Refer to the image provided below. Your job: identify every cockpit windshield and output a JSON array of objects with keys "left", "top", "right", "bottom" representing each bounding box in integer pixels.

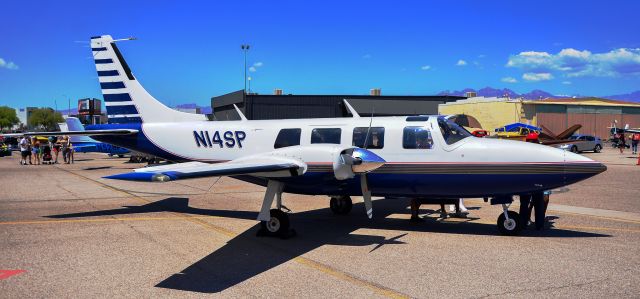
[{"left": 438, "top": 117, "right": 472, "bottom": 145}]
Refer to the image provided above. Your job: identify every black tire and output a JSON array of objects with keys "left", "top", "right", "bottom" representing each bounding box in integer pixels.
[
  {"left": 497, "top": 211, "right": 522, "bottom": 236},
  {"left": 330, "top": 196, "right": 353, "bottom": 215},
  {"left": 118, "top": 154, "right": 125, "bottom": 158},
  {"left": 260, "top": 209, "right": 290, "bottom": 235},
  {"left": 594, "top": 144, "right": 602, "bottom": 153},
  {"left": 570, "top": 145, "right": 578, "bottom": 153}
]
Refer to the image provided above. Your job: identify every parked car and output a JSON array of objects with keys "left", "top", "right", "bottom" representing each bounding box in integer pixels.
[{"left": 559, "top": 134, "right": 603, "bottom": 153}]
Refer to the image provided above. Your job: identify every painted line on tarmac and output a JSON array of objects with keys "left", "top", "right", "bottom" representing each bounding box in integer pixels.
[
  {"left": 293, "top": 256, "right": 410, "bottom": 299},
  {"left": 56, "top": 166, "right": 408, "bottom": 298}
]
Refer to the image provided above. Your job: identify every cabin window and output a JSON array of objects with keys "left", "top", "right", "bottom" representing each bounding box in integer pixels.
[
  {"left": 352, "top": 127, "right": 385, "bottom": 149},
  {"left": 403, "top": 127, "right": 433, "bottom": 149},
  {"left": 274, "top": 128, "right": 301, "bottom": 149},
  {"left": 438, "top": 117, "right": 472, "bottom": 145},
  {"left": 311, "top": 128, "right": 341, "bottom": 144}
]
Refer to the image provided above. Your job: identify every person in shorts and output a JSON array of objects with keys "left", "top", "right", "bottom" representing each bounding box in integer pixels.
[
  {"left": 32, "top": 140, "right": 41, "bottom": 165},
  {"left": 19, "top": 136, "right": 29, "bottom": 165}
]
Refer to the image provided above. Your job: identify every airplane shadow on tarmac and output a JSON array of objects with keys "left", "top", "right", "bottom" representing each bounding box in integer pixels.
[{"left": 46, "top": 197, "right": 609, "bottom": 293}]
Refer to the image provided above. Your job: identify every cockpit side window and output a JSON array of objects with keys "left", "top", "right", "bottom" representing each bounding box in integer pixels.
[
  {"left": 353, "top": 127, "right": 385, "bottom": 149},
  {"left": 274, "top": 128, "right": 301, "bottom": 149},
  {"left": 403, "top": 126, "right": 433, "bottom": 149},
  {"left": 438, "top": 117, "right": 471, "bottom": 145},
  {"left": 311, "top": 128, "right": 342, "bottom": 144}
]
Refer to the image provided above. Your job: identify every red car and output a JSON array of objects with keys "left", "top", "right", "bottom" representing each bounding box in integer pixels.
[{"left": 471, "top": 130, "right": 488, "bottom": 137}]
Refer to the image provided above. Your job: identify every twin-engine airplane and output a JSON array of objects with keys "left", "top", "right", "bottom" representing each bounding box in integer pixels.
[{"left": 11, "top": 35, "right": 607, "bottom": 236}]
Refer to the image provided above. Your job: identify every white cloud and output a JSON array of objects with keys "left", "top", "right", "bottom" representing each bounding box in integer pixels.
[
  {"left": 249, "top": 61, "right": 263, "bottom": 72},
  {"left": 0, "top": 57, "right": 19, "bottom": 70},
  {"left": 501, "top": 76, "right": 518, "bottom": 83},
  {"left": 362, "top": 54, "right": 372, "bottom": 59},
  {"left": 562, "top": 81, "right": 572, "bottom": 85},
  {"left": 420, "top": 65, "right": 431, "bottom": 71},
  {"left": 507, "top": 48, "right": 640, "bottom": 77},
  {"left": 456, "top": 59, "right": 467, "bottom": 66},
  {"left": 522, "top": 72, "right": 553, "bottom": 81}
]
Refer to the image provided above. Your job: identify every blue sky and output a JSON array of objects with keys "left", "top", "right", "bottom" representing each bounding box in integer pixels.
[{"left": 1, "top": 0, "right": 639, "bottom": 109}]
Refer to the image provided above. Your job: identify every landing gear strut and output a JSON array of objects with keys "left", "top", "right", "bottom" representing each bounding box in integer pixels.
[
  {"left": 256, "top": 180, "right": 296, "bottom": 238},
  {"left": 330, "top": 196, "right": 353, "bottom": 215}
]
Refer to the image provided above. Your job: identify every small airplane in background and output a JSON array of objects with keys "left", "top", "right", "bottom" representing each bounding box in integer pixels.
[
  {"left": 59, "top": 117, "right": 130, "bottom": 157},
  {"left": 5, "top": 35, "right": 607, "bottom": 237}
]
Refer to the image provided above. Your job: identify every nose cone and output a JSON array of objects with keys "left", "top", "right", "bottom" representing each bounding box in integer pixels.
[
  {"left": 351, "top": 148, "right": 385, "bottom": 173},
  {"left": 564, "top": 150, "right": 607, "bottom": 174}
]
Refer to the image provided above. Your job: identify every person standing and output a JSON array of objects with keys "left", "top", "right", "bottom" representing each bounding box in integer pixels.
[
  {"left": 618, "top": 132, "right": 626, "bottom": 154},
  {"left": 61, "top": 135, "right": 70, "bottom": 164},
  {"left": 19, "top": 136, "right": 29, "bottom": 165},
  {"left": 32, "top": 140, "right": 41, "bottom": 165},
  {"left": 632, "top": 132, "right": 640, "bottom": 155}
]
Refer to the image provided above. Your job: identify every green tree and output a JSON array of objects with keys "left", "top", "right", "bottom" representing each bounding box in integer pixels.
[
  {"left": 28, "top": 108, "right": 64, "bottom": 131},
  {"left": 0, "top": 106, "right": 20, "bottom": 132}
]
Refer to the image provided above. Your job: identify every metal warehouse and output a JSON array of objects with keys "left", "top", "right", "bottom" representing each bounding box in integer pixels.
[
  {"left": 439, "top": 97, "right": 640, "bottom": 139},
  {"left": 211, "top": 90, "right": 464, "bottom": 120}
]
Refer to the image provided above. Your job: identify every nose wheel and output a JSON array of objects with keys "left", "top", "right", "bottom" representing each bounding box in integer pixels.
[{"left": 497, "top": 204, "right": 523, "bottom": 235}]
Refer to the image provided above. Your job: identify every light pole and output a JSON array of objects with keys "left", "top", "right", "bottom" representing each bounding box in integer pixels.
[
  {"left": 241, "top": 44, "right": 250, "bottom": 93},
  {"left": 247, "top": 76, "right": 252, "bottom": 94}
]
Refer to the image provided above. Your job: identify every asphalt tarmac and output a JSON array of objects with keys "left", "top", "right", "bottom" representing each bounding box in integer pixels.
[{"left": 1, "top": 147, "right": 639, "bottom": 298}]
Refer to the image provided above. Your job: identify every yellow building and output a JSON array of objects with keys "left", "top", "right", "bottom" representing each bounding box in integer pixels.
[{"left": 439, "top": 97, "right": 640, "bottom": 139}]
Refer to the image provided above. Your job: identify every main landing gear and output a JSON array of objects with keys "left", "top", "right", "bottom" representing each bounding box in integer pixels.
[
  {"left": 330, "top": 196, "right": 353, "bottom": 215},
  {"left": 256, "top": 180, "right": 296, "bottom": 238}
]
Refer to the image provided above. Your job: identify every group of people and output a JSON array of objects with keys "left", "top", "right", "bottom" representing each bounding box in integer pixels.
[
  {"left": 615, "top": 132, "right": 640, "bottom": 155},
  {"left": 19, "top": 135, "right": 74, "bottom": 165}
]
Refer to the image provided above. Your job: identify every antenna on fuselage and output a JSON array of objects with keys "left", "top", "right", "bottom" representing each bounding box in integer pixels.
[
  {"left": 363, "top": 106, "right": 374, "bottom": 149},
  {"left": 233, "top": 104, "right": 248, "bottom": 121},
  {"left": 343, "top": 99, "right": 360, "bottom": 118}
]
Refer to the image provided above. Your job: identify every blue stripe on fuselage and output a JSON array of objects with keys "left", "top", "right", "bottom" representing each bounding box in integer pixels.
[{"left": 268, "top": 171, "right": 600, "bottom": 198}]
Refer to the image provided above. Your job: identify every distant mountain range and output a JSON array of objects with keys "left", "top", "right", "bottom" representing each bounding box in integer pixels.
[{"left": 438, "top": 87, "right": 640, "bottom": 102}]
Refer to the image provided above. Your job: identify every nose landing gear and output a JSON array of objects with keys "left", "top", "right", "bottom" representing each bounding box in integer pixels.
[{"left": 497, "top": 204, "right": 523, "bottom": 235}]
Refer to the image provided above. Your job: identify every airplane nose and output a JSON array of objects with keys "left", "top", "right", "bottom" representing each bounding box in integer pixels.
[
  {"left": 563, "top": 150, "right": 607, "bottom": 174},
  {"left": 351, "top": 148, "right": 385, "bottom": 173}
]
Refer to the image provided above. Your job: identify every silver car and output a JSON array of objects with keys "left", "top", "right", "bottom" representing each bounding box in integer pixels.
[{"left": 559, "top": 134, "right": 603, "bottom": 153}]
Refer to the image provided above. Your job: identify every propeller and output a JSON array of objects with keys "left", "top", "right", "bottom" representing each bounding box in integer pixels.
[
  {"left": 360, "top": 174, "right": 373, "bottom": 219},
  {"left": 336, "top": 147, "right": 384, "bottom": 219}
]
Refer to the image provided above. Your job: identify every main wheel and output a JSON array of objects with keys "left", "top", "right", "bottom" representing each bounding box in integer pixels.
[
  {"left": 330, "top": 196, "right": 353, "bottom": 215},
  {"left": 570, "top": 145, "right": 578, "bottom": 153},
  {"left": 497, "top": 211, "right": 522, "bottom": 236},
  {"left": 261, "top": 209, "right": 290, "bottom": 235},
  {"left": 594, "top": 144, "right": 602, "bottom": 153}
]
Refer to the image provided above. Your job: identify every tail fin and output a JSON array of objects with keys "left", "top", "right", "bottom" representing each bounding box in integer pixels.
[
  {"left": 64, "top": 117, "right": 97, "bottom": 144},
  {"left": 90, "top": 35, "right": 207, "bottom": 124}
]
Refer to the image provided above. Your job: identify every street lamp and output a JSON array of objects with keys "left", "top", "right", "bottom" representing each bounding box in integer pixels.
[
  {"left": 247, "top": 76, "right": 252, "bottom": 94},
  {"left": 241, "top": 44, "right": 250, "bottom": 93}
]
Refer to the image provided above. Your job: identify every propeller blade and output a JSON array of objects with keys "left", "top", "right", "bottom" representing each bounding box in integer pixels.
[{"left": 360, "top": 174, "right": 373, "bottom": 219}]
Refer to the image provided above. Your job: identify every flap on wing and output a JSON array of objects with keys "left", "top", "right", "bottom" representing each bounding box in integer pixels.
[
  {"left": 3, "top": 129, "right": 138, "bottom": 138},
  {"left": 104, "top": 157, "right": 306, "bottom": 182}
]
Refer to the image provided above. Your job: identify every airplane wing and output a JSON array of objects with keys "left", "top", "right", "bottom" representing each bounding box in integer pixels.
[
  {"left": 556, "top": 124, "right": 582, "bottom": 140},
  {"left": 2, "top": 129, "right": 138, "bottom": 137},
  {"left": 104, "top": 156, "right": 306, "bottom": 182}
]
